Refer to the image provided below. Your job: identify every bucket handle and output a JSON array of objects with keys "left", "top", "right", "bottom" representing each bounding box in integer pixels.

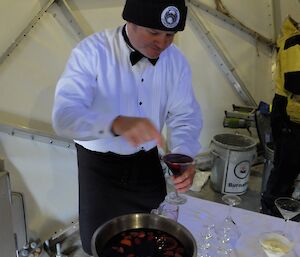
[
  {"left": 211, "top": 150, "right": 222, "bottom": 159},
  {"left": 251, "top": 152, "right": 257, "bottom": 164}
]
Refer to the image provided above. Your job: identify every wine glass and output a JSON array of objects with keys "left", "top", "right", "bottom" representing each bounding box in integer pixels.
[
  {"left": 197, "top": 221, "right": 220, "bottom": 257},
  {"left": 150, "top": 201, "right": 179, "bottom": 221},
  {"left": 215, "top": 194, "right": 241, "bottom": 255},
  {"left": 259, "top": 232, "right": 294, "bottom": 257},
  {"left": 162, "top": 153, "right": 194, "bottom": 205},
  {"left": 275, "top": 197, "right": 300, "bottom": 239}
]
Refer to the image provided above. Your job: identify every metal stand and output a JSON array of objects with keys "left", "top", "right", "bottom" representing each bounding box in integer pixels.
[{"left": 0, "top": 172, "right": 17, "bottom": 257}]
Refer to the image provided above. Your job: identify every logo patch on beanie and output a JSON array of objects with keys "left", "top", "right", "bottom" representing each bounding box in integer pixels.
[{"left": 161, "top": 6, "right": 180, "bottom": 29}]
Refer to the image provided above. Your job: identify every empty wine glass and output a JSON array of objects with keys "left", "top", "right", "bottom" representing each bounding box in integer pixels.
[
  {"left": 222, "top": 194, "right": 242, "bottom": 218},
  {"left": 275, "top": 197, "right": 300, "bottom": 239},
  {"left": 162, "top": 153, "right": 194, "bottom": 205},
  {"left": 197, "top": 222, "right": 219, "bottom": 257},
  {"left": 151, "top": 201, "right": 179, "bottom": 221},
  {"left": 215, "top": 194, "right": 241, "bottom": 255}
]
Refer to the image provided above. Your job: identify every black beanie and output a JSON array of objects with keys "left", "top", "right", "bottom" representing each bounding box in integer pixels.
[{"left": 122, "top": 0, "right": 187, "bottom": 32}]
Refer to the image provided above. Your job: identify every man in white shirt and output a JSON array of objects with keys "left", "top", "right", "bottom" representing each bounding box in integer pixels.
[{"left": 52, "top": 0, "right": 202, "bottom": 255}]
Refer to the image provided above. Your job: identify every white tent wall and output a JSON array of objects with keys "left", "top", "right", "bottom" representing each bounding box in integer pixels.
[{"left": 0, "top": 0, "right": 299, "bottom": 243}]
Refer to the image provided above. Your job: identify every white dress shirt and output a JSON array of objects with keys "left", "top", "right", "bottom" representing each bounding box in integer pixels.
[{"left": 52, "top": 25, "right": 202, "bottom": 157}]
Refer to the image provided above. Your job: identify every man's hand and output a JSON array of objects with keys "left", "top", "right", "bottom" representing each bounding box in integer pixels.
[
  {"left": 111, "top": 116, "right": 164, "bottom": 148},
  {"left": 172, "top": 164, "right": 196, "bottom": 192}
]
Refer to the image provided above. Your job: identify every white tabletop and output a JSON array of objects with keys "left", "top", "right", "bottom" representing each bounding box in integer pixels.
[{"left": 178, "top": 195, "right": 300, "bottom": 257}]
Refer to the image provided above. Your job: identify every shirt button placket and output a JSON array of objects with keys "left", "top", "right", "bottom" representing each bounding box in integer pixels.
[{"left": 138, "top": 77, "right": 144, "bottom": 106}]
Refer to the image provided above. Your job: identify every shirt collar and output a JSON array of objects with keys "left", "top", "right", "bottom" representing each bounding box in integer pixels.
[{"left": 122, "top": 25, "right": 159, "bottom": 66}]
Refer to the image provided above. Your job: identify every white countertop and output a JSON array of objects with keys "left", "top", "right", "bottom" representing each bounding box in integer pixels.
[{"left": 178, "top": 195, "right": 300, "bottom": 257}]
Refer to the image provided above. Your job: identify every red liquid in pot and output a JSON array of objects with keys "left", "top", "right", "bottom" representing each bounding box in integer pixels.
[{"left": 98, "top": 228, "right": 187, "bottom": 257}]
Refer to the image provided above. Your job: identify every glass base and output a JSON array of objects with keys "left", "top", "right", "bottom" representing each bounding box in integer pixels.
[
  {"left": 165, "top": 191, "right": 187, "bottom": 205},
  {"left": 259, "top": 231, "right": 294, "bottom": 256}
]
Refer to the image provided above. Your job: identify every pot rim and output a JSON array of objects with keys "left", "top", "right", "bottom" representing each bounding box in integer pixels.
[{"left": 91, "top": 213, "right": 197, "bottom": 257}]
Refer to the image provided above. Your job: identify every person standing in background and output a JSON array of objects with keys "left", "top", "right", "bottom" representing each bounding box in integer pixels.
[
  {"left": 52, "top": 0, "right": 202, "bottom": 255},
  {"left": 261, "top": 16, "right": 300, "bottom": 217}
]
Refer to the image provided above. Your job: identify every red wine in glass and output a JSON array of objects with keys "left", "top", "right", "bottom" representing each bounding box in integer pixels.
[
  {"left": 162, "top": 153, "right": 194, "bottom": 205},
  {"left": 163, "top": 154, "right": 194, "bottom": 176}
]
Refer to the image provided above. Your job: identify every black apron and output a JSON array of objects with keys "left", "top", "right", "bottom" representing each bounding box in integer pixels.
[{"left": 75, "top": 144, "right": 167, "bottom": 255}]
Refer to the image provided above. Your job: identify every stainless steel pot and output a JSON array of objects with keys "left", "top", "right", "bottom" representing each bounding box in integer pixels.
[{"left": 91, "top": 213, "right": 197, "bottom": 257}]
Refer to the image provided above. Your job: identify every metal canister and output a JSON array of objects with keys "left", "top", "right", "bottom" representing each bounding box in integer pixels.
[{"left": 210, "top": 133, "right": 257, "bottom": 195}]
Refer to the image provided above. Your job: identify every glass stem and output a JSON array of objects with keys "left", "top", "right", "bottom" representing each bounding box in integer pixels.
[
  {"left": 283, "top": 219, "right": 289, "bottom": 236},
  {"left": 226, "top": 205, "right": 233, "bottom": 220},
  {"left": 172, "top": 178, "right": 179, "bottom": 197}
]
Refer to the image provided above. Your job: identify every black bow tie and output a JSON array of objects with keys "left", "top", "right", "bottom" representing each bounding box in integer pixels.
[
  {"left": 130, "top": 51, "right": 159, "bottom": 66},
  {"left": 122, "top": 25, "right": 159, "bottom": 66}
]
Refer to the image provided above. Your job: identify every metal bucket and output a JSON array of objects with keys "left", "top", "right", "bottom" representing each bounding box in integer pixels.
[
  {"left": 210, "top": 133, "right": 257, "bottom": 195},
  {"left": 91, "top": 213, "right": 197, "bottom": 257}
]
